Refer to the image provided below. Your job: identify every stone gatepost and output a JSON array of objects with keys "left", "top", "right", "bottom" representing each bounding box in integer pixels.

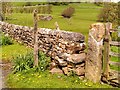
[{"left": 85, "top": 23, "right": 105, "bottom": 83}]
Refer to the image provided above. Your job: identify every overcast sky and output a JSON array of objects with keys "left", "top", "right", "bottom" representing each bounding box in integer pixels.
[{"left": 111, "top": 0, "right": 120, "bottom": 2}]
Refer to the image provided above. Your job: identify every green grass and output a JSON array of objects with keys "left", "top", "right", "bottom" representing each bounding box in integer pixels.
[
  {"left": 110, "top": 56, "right": 120, "bottom": 71},
  {"left": 111, "top": 46, "right": 119, "bottom": 53},
  {"left": 5, "top": 3, "right": 102, "bottom": 42},
  {"left": 1, "top": 42, "right": 32, "bottom": 61},
  {"left": 111, "top": 56, "right": 119, "bottom": 62},
  {"left": 110, "top": 46, "right": 119, "bottom": 63},
  {"left": 2, "top": 3, "right": 118, "bottom": 88},
  {"left": 110, "top": 65, "right": 120, "bottom": 71},
  {"left": 6, "top": 70, "right": 113, "bottom": 88},
  {"left": 11, "top": 2, "right": 27, "bottom": 6},
  {"left": 110, "top": 46, "right": 120, "bottom": 71}
]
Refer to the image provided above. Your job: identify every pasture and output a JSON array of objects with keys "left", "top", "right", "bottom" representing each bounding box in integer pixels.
[
  {"left": 5, "top": 3, "right": 102, "bottom": 40},
  {"left": 1, "top": 2, "right": 118, "bottom": 88}
]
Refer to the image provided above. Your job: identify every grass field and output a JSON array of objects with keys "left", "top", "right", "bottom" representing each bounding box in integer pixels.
[
  {"left": 6, "top": 70, "right": 113, "bottom": 88},
  {"left": 1, "top": 42, "right": 32, "bottom": 61},
  {"left": 1, "top": 3, "right": 118, "bottom": 88},
  {"left": 5, "top": 3, "right": 102, "bottom": 41}
]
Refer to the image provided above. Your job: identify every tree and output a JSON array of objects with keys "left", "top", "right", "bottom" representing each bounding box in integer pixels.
[
  {"left": 1, "top": 2, "right": 12, "bottom": 20},
  {"left": 47, "top": 4, "right": 52, "bottom": 14},
  {"left": 0, "top": 3, "right": 4, "bottom": 21},
  {"left": 94, "top": 2, "right": 103, "bottom": 6},
  {"left": 0, "top": 14, "right": 4, "bottom": 21},
  {"left": 98, "top": 2, "right": 118, "bottom": 27},
  {"left": 25, "top": 2, "right": 32, "bottom": 6},
  {"left": 61, "top": 6, "right": 75, "bottom": 24},
  {"left": 118, "top": 1, "right": 120, "bottom": 26},
  {"left": 61, "top": 6, "right": 75, "bottom": 18}
]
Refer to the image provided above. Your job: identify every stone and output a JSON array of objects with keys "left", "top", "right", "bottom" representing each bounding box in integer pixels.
[
  {"left": 49, "top": 68, "right": 63, "bottom": 74},
  {"left": 89, "top": 23, "right": 105, "bottom": 42},
  {"left": 62, "top": 67, "right": 74, "bottom": 76},
  {"left": 49, "top": 61, "right": 57, "bottom": 69},
  {"left": 56, "top": 46, "right": 63, "bottom": 51},
  {"left": 79, "top": 43, "right": 86, "bottom": 51},
  {"left": 62, "top": 67, "right": 69, "bottom": 75},
  {"left": 76, "top": 63, "right": 85, "bottom": 68},
  {"left": 1, "top": 21, "right": 86, "bottom": 77},
  {"left": 51, "top": 52, "right": 56, "bottom": 58},
  {"left": 55, "top": 56, "right": 59, "bottom": 60},
  {"left": 61, "top": 32, "right": 85, "bottom": 42},
  {"left": 61, "top": 41, "right": 68, "bottom": 45},
  {"left": 61, "top": 45, "right": 66, "bottom": 49},
  {"left": 66, "top": 53, "right": 86, "bottom": 64},
  {"left": 58, "top": 43, "right": 62, "bottom": 47},
  {"left": 79, "top": 76, "right": 85, "bottom": 80},
  {"left": 66, "top": 50, "right": 73, "bottom": 54},
  {"left": 86, "top": 23, "right": 105, "bottom": 83},
  {"left": 58, "top": 53, "right": 70, "bottom": 59},
  {"left": 66, "top": 43, "right": 86, "bottom": 54},
  {"left": 71, "top": 43, "right": 75, "bottom": 46},
  {"left": 74, "top": 67, "right": 85, "bottom": 76},
  {"left": 38, "top": 15, "right": 53, "bottom": 21},
  {"left": 47, "top": 51, "right": 52, "bottom": 56},
  {"left": 67, "top": 64, "right": 73, "bottom": 68},
  {"left": 57, "top": 59, "right": 67, "bottom": 66}
]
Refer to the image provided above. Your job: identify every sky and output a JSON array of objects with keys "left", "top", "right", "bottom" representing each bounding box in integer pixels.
[{"left": 112, "top": 0, "right": 120, "bottom": 2}]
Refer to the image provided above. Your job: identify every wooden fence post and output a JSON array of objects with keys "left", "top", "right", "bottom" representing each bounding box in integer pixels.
[
  {"left": 85, "top": 23, "right": 105, "bottom": 83},
  {"left": 103, "top": 22, "right": 112, "bottom": 80},
  {"left": 33, "top": 9, "right": 38, "bottom": 67}
]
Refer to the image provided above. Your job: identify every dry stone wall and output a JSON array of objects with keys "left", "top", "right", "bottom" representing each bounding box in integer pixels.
[{"left": 0, "top": 21, "right": 86, "bottom": 76}]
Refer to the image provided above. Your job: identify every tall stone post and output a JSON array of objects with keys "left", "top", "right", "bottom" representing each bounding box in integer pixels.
[{"left": 85, "top": 23, "right": 105, "bottom": 83}]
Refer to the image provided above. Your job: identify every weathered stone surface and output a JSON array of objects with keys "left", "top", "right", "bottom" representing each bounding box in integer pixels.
[
  {"left": 38, "top": 15, "right": 53, "bottom": 21},
  {"left": 89, "top": 23, "right": 105, "bottom": 42},
  {"left": 85, "top": 23, "right": 105, "bottom": 83},
  {"left": 79, "top": 76, "right": 84, "bottom": 80},
  {"left": 62, "top": 67, "right": 70, "bottom": 75},
  {"left": 74, "top": 67, "right": 85, "bottom": 76},
  {"left": 66, "top": 53, "right": 86, "bottom": 64},
  {"left": 49, "top": 61, "right": 57, "bottom": 69},
  {"left": 66, "top": 43, "right": 86, "bottom": 54},
  {"left": 67, "top": 64, "right": 73, "bottom": 68},
  {"left": 49, "top": 68, "right": 63, "bottom": 74},
  {"left": 58, "top": 53, "right": 70, "bottom": 59},
  {"left": 60, "top": 32, "right": 85, "bottom": 42},
  {"left": 57, "top": 59, "right": 67, "bottom": 67},
  {"left": 62, "top": 66, "right": 85, "bottom": 76}
]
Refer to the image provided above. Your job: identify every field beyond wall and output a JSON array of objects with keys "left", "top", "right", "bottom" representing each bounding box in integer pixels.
[{"left": 1, "top": 2, "right": 119, "bottom": 88}]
